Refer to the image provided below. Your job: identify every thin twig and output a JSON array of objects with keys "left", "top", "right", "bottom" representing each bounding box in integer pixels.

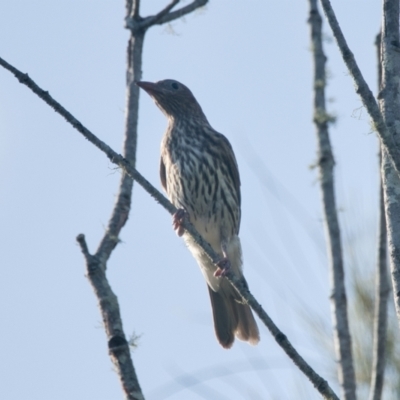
[
  {"left": 318, "top": 0, "right": 400, "bottom": 178},
  {"left": 369, "top": 32, "right": 389, "bottom": 400},
  {"left": 308, "top": 2, "right": 356, "bottom": 399},
  {"left": 125, "top": 0, "right": 208, "bottom": 33},
  {"left": 0, "top": 56, "right": 340, "bottom": 400},
  {"left": 140, "top": 0, "right": 180, "bottom": 29},
  {"left": 155, "top": 0, "right": 207, "bottom": 25}
]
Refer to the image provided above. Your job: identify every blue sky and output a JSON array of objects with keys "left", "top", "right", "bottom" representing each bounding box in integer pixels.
[{"left": 0, "top": 1, "right": 382, "bottom": 399}]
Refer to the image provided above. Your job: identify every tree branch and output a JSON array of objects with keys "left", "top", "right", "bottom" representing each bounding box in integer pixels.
[
  {"left": 140, "top": 0, "right": 180, "bottom": 28},
  {"left": 125, "top": 0, "right": 208, "bottom": 33},
  {"left": 77, "top": 235, "right": 144, "bottom": 400},
  {"left": 379, "top": 0, "right": 400, "bottom": 332},
  {"left": 126, "top": 0, "right": 133, "bottom": 18},
  {"left": 95, "top": 33, "right": 144, "bottom": 261},
  {"left": 318, "top": 0, "right": 400, "bottom": 179},
  {"left": 370, "top": 153, "right": 390, "bottom": 400},
  {"left": 369, "top": 32, "right": 389, "bottom": 400},
  {"left": 129, "top": 0, "right": 140, "bottom": 19},
  {"left": 154, "top": 0, "right": 207, "bottom": 25},
  {"left": 0, "top": 56, "right": 340, "bottom": 400},
  {"left": 308, "top": 2, "right": 356, "bottom": 399},
  {"left": 70, "top": 4, "right": 146, "bottom": 397}
]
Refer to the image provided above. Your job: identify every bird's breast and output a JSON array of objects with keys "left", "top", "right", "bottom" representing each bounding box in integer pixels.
[{"left": 163, "top": 136, "right": 239, "bottom": 238}]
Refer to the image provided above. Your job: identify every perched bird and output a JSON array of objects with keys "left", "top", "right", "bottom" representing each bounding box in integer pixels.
[{"left": 137, "top": 79, "right": 260, "bottom": 348}]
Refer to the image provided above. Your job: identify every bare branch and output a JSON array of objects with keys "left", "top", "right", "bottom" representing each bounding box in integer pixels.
[
  {"left": 125, "top": 0, "right": 208, "bottom": 33},
  {"left": 381, "top": 0, "right": 400, "bottom": 331},
  {"left": 318, "top": 0, "right": 400, "bottom": 178},
  {"left": 155, "top": 0, "right": 207, "bottom": 25},
  {"left": 77, "top": 24, "right": 146, "bottom": 400},
  {"left": 132, "top": 0, "right": 140, "bottom": 18},
  {"left": 319, "top": 0, "right": 400, "bottom": 382},
  {"left": 0, "top": 17, "right": 145, "bottom": 400},
  {"left": 95, "top": 32, "right": 144, "bottom": 260},
  {"left": 308, "top": 2, "right": 356, "bottom": 399},
  {"left": 381, "top": 143, "right": 400, "bottom": 318},
  {"left": 76, "top": 233, "right": 91, "bottom": 260},
  {"left": 0, "top": 57, "right": 340, "bottom": 400},
  {"left": 370, "top": 154, "right": 390, "bottom": 400},
  {"left": 126, "top": 0, "right": 133, "bottom": 18},
  {"left": 77, "top": 235, "right": 144, "bottom": 400},
  {"left": 369, "top": 32, "right": 389, "bottom": 400},
  {"left": 140, "top": 0, "right": 180, "bottom": 29},
  {"left": 74, "top": 30, "right": 144, "bottom": 392},
  {"left": 380, "top": 0, "right": 400, "bottom": 339}
]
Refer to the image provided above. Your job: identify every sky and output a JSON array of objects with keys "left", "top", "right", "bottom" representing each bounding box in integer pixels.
[{"left": 0, "top": 1, "right": 383, "bottom": 399}]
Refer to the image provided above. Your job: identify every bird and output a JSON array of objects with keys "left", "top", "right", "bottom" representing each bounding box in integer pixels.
[{"left": 136, "top": 79, "right": 260, "bottom": 348}]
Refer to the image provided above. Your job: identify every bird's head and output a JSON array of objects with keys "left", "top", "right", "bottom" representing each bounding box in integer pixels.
[{"left": 136, "top": 79, "right": 207, "bottom": 122}]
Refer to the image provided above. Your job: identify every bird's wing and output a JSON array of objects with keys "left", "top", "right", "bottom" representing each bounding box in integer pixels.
[
  {"left": 217, "top": 133, "right": 241, "bottom": 207},
  {"left": 213, "top": 132, "right": 241, "bottom": 232},
  {"left": 160, "top": 156, "right": 167, "bottom": 192}
]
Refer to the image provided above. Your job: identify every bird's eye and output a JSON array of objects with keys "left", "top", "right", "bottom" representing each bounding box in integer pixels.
[{"left": 171, "top": 82, "right": 179, "bottom": 90}]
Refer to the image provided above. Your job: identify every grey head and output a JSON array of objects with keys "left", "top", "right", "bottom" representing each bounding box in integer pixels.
[{"left": 136, "top": 79, "right": 207, "bottom": 121}]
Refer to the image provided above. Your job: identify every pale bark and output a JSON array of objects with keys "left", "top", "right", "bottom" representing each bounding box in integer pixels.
[
  {"left": 369, "top": 153, "right": 390, "bottom": 400},
  {"left": 308, "top": 2, "right": 356, "bottom": 399},
  {"left": 379, "top": 0, "right": 400, "bottom": 330},
  {"left": 369, "top": 33, "right": 390, "bottom": 400},
  {"left": 319, "top": 0, "right": 400, "bottom": 180},
  {"left": 319, "top": 0, "right": 400, "bottom": 346}
]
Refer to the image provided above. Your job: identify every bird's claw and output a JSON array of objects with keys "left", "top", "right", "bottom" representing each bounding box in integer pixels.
[
  {"left": 172, "top": 209, "right": 188, "bottom": 237},
  {"left": 214, "top": 257, "right": 231, "bottom": 277}
]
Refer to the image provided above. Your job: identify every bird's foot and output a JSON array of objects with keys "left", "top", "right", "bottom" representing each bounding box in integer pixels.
[
  {"left": 214, "top": 257, "right": 231, "bottom": 277},
  {"left": 172, "top": 208, "right": 188, "bottom": 237}
]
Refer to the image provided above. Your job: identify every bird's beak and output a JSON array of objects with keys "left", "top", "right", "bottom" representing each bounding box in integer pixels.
[{"left": 136, "top": 81, "right": 160, "bottom": 95}]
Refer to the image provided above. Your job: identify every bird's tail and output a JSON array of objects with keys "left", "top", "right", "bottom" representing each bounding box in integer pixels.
[{"left": 208, "top": 283, "right": 260, "bottom": 349}]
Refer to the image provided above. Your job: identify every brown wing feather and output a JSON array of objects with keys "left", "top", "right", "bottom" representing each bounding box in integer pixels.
[
  {"left": 221, "top": 135, "right": 240, "bottom": 202},
  {"left": 160, "top": 156, "right": 167, "bottom": 192},
  {"left": 216, "top": 133, "right": 241, "bottom": 228}
]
